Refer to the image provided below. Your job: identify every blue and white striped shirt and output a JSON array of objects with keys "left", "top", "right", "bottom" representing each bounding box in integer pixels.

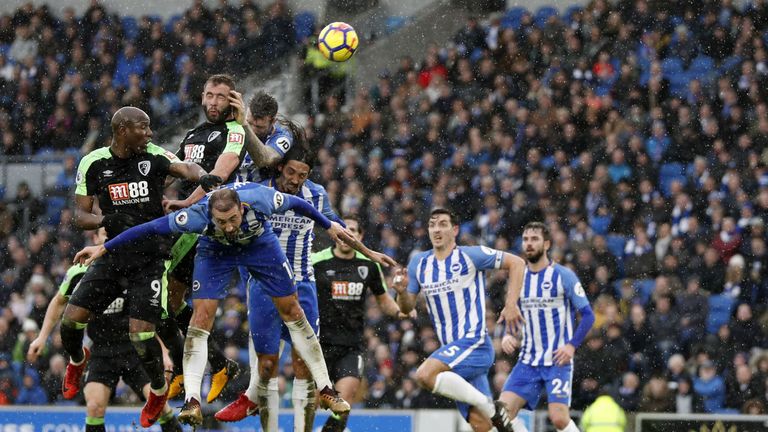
[
  {"left": 237, "top": 123, "right": 294, "bottom": 183},
  {"left": 518, "top": 263, "right": 590, "bottom": 367},
  {"left": 407, "top": 246, "right": 503, "bottom": 346},
  {"left": 259, "top": 178, "right": 337, "bottom": 282}
]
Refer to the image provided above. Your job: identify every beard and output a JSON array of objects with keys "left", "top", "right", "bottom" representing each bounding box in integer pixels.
[{"left": 525, "top": 248, "right": 545, "bottom": 264}]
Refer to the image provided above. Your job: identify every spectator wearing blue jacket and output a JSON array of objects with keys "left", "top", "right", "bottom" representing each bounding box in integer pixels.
[
  {"left": 112, "top": 42, "right": 145, "bottom": 89},
  {"left": 16, "top": 367, "right": 47, "bottom": 405},
  {"left": 693, "top": 361, "right": 726, "bottom": 413}
]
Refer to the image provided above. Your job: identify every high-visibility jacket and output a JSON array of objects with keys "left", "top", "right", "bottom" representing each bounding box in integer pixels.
[{"left": 580, "top": 395, "right": 627, "bottom": 432}]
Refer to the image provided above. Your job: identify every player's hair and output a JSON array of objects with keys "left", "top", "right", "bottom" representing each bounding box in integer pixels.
[
  {"left": 249, "top": 91, "right": 278, "bottom": 119},
  {"left": 429, "top": 208, "right": 459, "bottom": 226},
  {"left": 209, "top": 188, "right": 241, "bottom": 212},
  {"left": 205, "top": 74, "right": 236, "bottom": 91},
  {"left": 523, "top": 221, "right": 551, "bottom": 241},
  {"left": 282, "top": 121, "right": 314, "bottom": 169},
  {"left": 342, "top": 214, "right": 362, "bottom": 231}
]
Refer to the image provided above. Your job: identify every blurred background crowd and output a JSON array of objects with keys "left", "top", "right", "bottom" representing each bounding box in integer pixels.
[{"left": 1, "top": 0, "right": 768, "bottom": 417}]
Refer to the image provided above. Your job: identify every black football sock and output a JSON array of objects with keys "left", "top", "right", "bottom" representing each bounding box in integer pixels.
[
  {"left": 157, "top": 318, "right": 185, "bottom": 375},
  {"left": 61, "top": 318, "right": 87, "bottom": 363},
  {"left": 174, "top": 304, "right": 194, "bottom": 336},
  {"left": 130, "top": 332, "right": 167, "bottom": 390},
  {"left": 322, "top": 412, "right": 349, "bottom": 432},
  {"left": 208, "top": 337, "right": 228, "bottom": 372}
]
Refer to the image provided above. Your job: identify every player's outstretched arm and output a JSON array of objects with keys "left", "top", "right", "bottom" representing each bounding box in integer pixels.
[
  {"left": 229, "top": 90, "right": 281, "bottom": 168},
  {"left": 497, "top": 252, "right": 526, "bottom": 336},
  {"left": 27, "top": 292, "right": 68, "bottom": 362}
]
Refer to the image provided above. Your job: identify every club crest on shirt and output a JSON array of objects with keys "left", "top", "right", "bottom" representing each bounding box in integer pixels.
[
  {"left": 357, "top": 266, "right": 368, "bottom": 279},
  {"left": 208, "top": 131, "right": 221, "bottom": 142},
  {"left": 450, "top": 262, "right": 462, "bottom": 273},
  {"left": 138, "top": 161, "right": 151, "bottom": 176},
  {"left": 542, "top": 281, "right": 553, "bottom": 290}
]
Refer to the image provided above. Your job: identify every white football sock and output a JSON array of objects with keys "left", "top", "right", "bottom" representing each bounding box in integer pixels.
[
  {"left": 512, "top": 416, "right": 530, "bottom": 432},
  {"left": 245, "top": 337, "right": 259, "bottom": 402},
  {"left": 292, "top": 378, "right": 317, "bottom": 432},
  {"left": 284, "top": 317, "right": 332, "bottom": 389},
  {"left": 557, "top": 420, "right": 579, "bottom": 432},
  {"left": 257, "top": 377, "right": 279, "bottom": 432},
  {"left": 183, "top": 327, "right": 209, "bottom": 403},
  {"left": 433, "top": 371, "right": 495, "bottom": 418}
]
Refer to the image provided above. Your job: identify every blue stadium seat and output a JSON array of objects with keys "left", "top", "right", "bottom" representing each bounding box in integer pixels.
[
  {"left": 294, "top": 11, "right": 315, "bottom": 43},
  {"left": 719, "top": 55, "right": 743, "bottom": 74},
  {"left": 659, "top": 162, "right": 686, "bottom": 196},
  {"left": 385, "top": 16, "right": 412, "bottom": 35},
  {"left": 606, "top": 235, "right": 627, "bottom": 258},
  {"left": 589, "top": 215, "right": 611, "bottom": 235},
  {"left": 707, "top": 295, "right": 736, "bottom": 334},
  {"left": 45, "top": 196, "right": 67, "bottom": 225}
]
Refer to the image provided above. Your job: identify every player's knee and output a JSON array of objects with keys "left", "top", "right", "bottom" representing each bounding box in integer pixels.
[
  {"left": 190, "top": 301, "right": 216, "bottom": 328},
  {"left": 258, "top": 356, "right": 277, "bottom": 378},
  {"left": 86, "top": 400, "right": 106, "bottom": 418},
  {"left": 275, "top": 299, "right": 303, "bottom": 322},
  {"left": 414, "top": 365, "right": 435, "bottom": 390},
  {"left": 550, "top": 412, "right": 570, "bottom": 429}
]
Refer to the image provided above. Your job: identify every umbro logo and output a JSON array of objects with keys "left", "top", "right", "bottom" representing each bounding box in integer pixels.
[
  {"left": 326, "top": 270, "right": 336, "bottom": 276},
  {"left": 103, "top": 170, "right": 113, "bottom": 177}
]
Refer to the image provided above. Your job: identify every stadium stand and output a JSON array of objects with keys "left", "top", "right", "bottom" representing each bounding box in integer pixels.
[{"left": 0, "top": 0, "right": 767, "bottom": 422}]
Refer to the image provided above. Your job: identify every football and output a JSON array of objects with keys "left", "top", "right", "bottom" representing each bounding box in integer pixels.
[{"left": 318, "top": 22, "right": 358, "bottom": 62}]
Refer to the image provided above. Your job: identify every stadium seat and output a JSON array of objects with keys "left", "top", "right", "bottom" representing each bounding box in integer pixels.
[
  {"left": 659, "top": 162, "right": 686, "bottom": 196},
  {"left": 707, "top": 295, "right": 736, "bottom": 334},
  {"left": 294, "top": 11, "right": 316, "bottom": 43},
  {"left": 165, "top": 13, "right": 183, "bottom": 33},
  {"left": 589, "top": 215, "right": 611, "bottom": 235},
  {"left": 385, "top": 16, "right": 413, "bottom": 35},
  {"left": 564, "top": 5, "right": 583, "bottom": 24},
  {"left": 45, "top": 196, "right": 67, "bottom": 226},
  {"left": 719, "top": 55, "right": 743, "bottom": 74}
]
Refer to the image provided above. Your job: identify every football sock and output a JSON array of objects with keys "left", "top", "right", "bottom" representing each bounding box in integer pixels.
[
  {"left": 156, "top": 318, "right": 184, "bottom": 375},
  {"left": 245, "top": 337, "right": 259, "bottom": 402},
  {"left": 174, "top": 305, "right": 193, "bottom": 335},
  {"left": 258, "top": 377, "right": 279, "bottom": 432},
  {"left": 130, "top": 331, "right": 167, "bottom": 390},
  {"left": 207, "top": 337, "right": 227, "bottom": 372},
  {"left": 85, "top": 416, "right": 105, "bottom": 432},
  {"left": 292, "top": 378, "right": 317, "bottom": 432},
  {"left": 512, "top": 417, "right": 530, "bottom": 432},
  {"left": 557, "top": 420, "right": 580, "bottom": 432},
  {"left": 182, "top": 326, "right": 209, "bottom": 403},
  {"left": 322, "top": 412, "right": 350, "bottom": 432},
  {"left": 433, "top": 371, "right": 495, "bottom": 418},
  {"left": 284, "top": 317, "right": 332, "bottom": 389},
  {"left": 61, "top": 319, "right": 86, "bottom": 364}
]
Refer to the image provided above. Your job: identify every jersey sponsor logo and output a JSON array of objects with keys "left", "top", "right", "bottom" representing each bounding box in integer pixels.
[
  {"left": 192, "top": 280, "right": 201, "bottom": 291},
  {"left": 331, "top": 281, "right": 364, "bottom": 300},
  {"left": 228, "top": 132, "right": 244, "bottom": 143},
  {"left": 103, "top": 297, "right": 125, "bottom": 314},
  {"left": 357, "top": 266, "right": 369, "bottom": 279},
  {"left": 175, "top": 211, "right": 189, "bottom": 226},
  {"left": 184, "top": 144, "right": 205, "bottom": 162},
  {"left": 450, "top": 262, "right": 462, "bottom": 273},
  {"left": 138, "top": 161, "right": 151, "bottom": 176},
  {"left": 520, "top": 297, "right": 565, "bottom": 309},
  {"left": 208, "top": 131, "right": 221, "bottom": 142},
  {"left": 273, "top": 191, "right": 285, "bottom": 209},
  {"left": 574, "top": 282, "right": 586, "bottom": 297},
  {"left": 108, "top": 181, "right": 150, "bottom": 204},
  {"left": 276, "top": 136, "right": 291, "bottom": 152},
  {"left": 103, "top": 170, "right": 113, "bottom": 177}
]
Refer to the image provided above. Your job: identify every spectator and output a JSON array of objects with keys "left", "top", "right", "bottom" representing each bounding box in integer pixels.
[
  {"left": 639, "top": 375, "right": 675, "bottom": 412},
  {"left": 675, "top": 375, "right": 704, "bottom": 414},
  {"left": 726, "top": 364, "right": 764, "bottom": 411},
  {"left": 693, "top": 361, "right": 726, "bottom": 413},
  {"left": 613, "top": 372, "right": 641, "bottom": 412},
  {"left": 15, "top": 368, "right": 47, "bottom": 405}
]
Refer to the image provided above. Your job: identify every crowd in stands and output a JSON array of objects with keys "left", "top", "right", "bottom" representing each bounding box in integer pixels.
[
  {"left": 2, "top": 0, "right": 768, "bottom": 419},
  {"left": 0, "top": 0, "right": 298, "bottom": 156}
]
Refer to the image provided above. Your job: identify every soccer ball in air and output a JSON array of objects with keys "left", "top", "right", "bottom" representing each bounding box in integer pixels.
[{"left": 318, "top": 22, "right": 358, "bottom": 62}]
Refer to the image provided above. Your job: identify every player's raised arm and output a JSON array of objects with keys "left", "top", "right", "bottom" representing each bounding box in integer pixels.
[{"left": 232, "top": 92, "right": 282, "bottom": 168}]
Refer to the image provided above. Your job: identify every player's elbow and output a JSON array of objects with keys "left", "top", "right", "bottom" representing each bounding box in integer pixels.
[{"left": 505, "top": 254, "right": 526, "bottom": 271}]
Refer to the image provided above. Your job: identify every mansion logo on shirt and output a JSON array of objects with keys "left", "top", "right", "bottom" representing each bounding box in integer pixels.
[{"left": 108, "top": 181, "right": 150, "bottom": 205}]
